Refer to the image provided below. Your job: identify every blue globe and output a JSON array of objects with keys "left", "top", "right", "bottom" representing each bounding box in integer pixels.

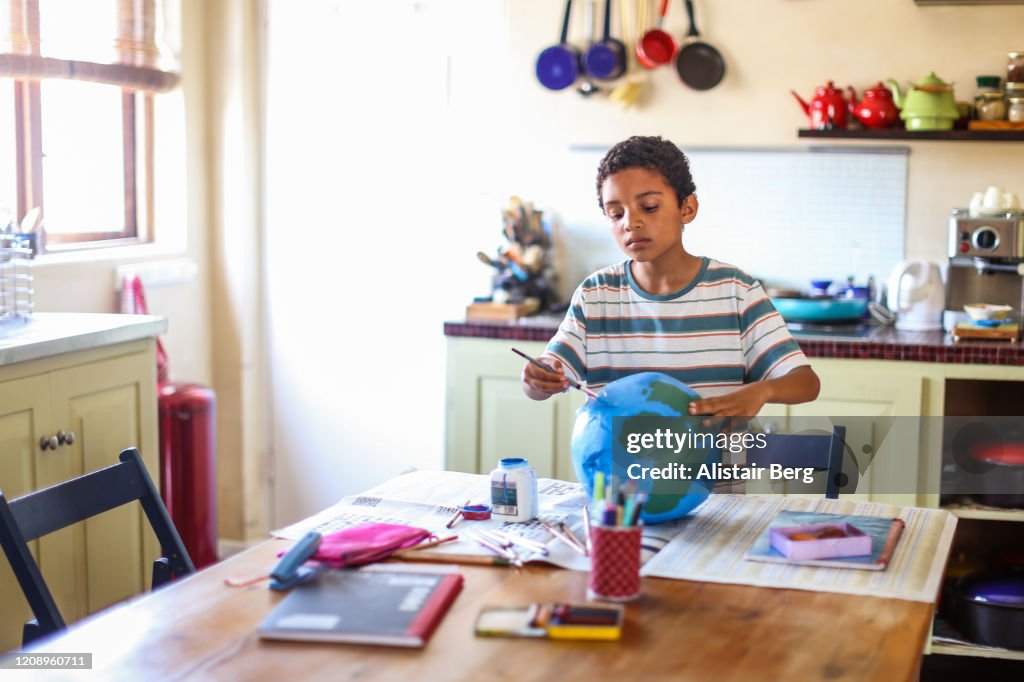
[{"left": 571, "top": 372, "right": 721, "bottom": 524}]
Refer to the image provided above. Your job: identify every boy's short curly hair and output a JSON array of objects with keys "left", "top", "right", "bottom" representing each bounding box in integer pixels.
[{"left": 595, "top": 136, "right": 696, "bottom": 211}]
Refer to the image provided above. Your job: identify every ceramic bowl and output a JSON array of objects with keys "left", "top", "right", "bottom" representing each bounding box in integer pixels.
[{"left": 963, "top": 303, "right": 1013, "bottom": 321}]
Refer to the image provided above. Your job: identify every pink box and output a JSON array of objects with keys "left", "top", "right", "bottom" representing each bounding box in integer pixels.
[{"left": 769, "top": 523, "right": 871, "bottom": 561}]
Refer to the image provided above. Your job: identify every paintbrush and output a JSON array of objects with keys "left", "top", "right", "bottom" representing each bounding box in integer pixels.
[{"left": 511, "top": 348, "right": 599, "bottom": 400}]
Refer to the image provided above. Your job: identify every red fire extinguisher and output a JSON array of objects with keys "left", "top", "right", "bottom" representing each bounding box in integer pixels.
[{"left": 158, "top": 382, "right": 218, "bottom": 569}]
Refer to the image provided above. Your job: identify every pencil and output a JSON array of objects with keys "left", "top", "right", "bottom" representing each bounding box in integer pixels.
[
  {"left": 542, "top": 522, "right": 587, "bottom": 557},
  {"left": 446, "top": 499, "right": 470, "bottom": 529},
  {"left": 392, "top": 535, "right": 458, "bottom": 556},
  {"left": 393, "top": 552, "right": 510, "bottom": 567},
  {"left": 580, "top": 505, "right": 592, "bottom": 556}
]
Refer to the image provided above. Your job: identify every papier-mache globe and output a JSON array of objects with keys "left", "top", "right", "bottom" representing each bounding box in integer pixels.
[{"left": 571, "top": 372, "right": 720, "bottom": 524}]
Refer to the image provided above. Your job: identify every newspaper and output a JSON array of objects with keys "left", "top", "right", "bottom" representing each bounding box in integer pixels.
[{"left": 272, "top": 469, "right": 681, "bottom": 570}]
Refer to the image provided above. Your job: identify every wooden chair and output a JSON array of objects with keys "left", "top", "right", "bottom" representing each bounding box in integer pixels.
[
  {"left": 746, "top": 426, "right": 851, "bottom": 499},
  {"left": 0, "top": 447, "right": 195, "bottom": 646}
]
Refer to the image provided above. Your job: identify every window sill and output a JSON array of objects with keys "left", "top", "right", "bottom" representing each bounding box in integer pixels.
[{"left": 30, "top": 240, "right": 187, "bottom": 269}]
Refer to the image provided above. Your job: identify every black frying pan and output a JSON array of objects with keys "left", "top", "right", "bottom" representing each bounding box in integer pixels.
[{"left": 675, "top": 0, "right": 725, "bottom": 91}]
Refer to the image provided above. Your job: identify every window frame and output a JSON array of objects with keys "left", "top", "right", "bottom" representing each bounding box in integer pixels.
[{"left": 10, "top": 79, "right": 155, "bottom": 252}]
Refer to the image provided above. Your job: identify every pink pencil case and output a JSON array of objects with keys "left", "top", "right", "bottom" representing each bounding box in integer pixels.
[
  {"left": 311, "top": 523, "right": 433, "bottom": 568},
  {"left": 769, "top": 522, "right": 870, "bottom": 561}
]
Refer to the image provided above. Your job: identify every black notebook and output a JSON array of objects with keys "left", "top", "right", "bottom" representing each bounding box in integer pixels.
[{"left": 258, "top": 568, "right": 463, "bottom": 647}]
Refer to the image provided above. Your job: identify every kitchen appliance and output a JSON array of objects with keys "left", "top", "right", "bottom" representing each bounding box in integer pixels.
[
  {"left": 945, "top": 208, "right": 1024, "bottom": 331},
  {"left": 887, "top": 260, "right": 945, "bottom": 331}
]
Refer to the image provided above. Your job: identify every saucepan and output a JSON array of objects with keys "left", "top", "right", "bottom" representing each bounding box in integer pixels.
[
  {"left": 951, "top": 571, "right": 1024, "bottom": 650},
  {"left": 771, "top": 297, "right": 869, "bottom": 324},
  {"left": 637, "top": 0, "right": 676, "bottom": 69},
  {"left": 583, "top": 0, "right": 626, "bottom": 80},
  {"left": 536, "top": 0, "right": 582, "bottom": 91},
  {"left": 968, "top": 442, "right": 1024, "bottom": 508}
]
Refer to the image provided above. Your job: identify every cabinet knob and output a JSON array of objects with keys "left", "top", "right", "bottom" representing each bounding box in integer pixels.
[
  {"left": 57, "top": 430, "right": 76, "bottom": 446},
  {"left": 40, "top": 435, "right": 59, "bottom": 451}
]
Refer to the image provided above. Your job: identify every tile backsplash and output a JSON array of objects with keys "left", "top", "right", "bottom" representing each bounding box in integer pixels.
[{"left": 550, "top": 146, "right": 908, "bottom": 300}]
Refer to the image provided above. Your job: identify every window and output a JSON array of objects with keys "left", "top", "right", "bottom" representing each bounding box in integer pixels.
[{"left": 0, "top": 0, "right": 179, "bottom": 253}]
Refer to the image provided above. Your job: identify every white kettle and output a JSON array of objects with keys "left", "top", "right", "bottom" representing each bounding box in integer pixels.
[{"left": 887, "top": 260, "right": 945, "bottom": 331}]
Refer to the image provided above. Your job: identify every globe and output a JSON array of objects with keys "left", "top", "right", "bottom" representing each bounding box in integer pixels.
[{"left": 571, "top": 372, "right": 721, "bottom": 524}]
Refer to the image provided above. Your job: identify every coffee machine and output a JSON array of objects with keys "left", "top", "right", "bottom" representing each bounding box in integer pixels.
[{"left": 944, "top": 208, "right": 1024, "bottom": 330}]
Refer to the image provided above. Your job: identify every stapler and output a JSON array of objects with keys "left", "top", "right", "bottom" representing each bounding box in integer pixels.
[{"left": 269, "top": 531, "right": 326, "bottom": 591}]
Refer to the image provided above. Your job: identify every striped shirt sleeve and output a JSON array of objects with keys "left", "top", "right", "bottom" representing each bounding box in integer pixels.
[
  {"left": 544, "top": 285, "right": 588, "bottom": 384},
  {"left": 738, "top": 280, "right": 810, "bottom": 382}
]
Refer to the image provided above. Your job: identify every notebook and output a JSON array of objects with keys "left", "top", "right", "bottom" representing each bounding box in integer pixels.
[
  {"left": 744, "top": 510, "right": 905, "bottom": 571},
  {"left": 258, "top": 568, "right": 463, "bottom": 647}
]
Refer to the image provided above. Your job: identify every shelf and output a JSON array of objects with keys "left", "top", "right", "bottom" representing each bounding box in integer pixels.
[
  {"left": 931, "top": 640, "right": 1024, "bottom": 661},
  {"left": 797, "top": 128, "right": 1024, "bottom": 142},
  {"left": 942, "top": 502, "right": 1024, "bottom": 522}
]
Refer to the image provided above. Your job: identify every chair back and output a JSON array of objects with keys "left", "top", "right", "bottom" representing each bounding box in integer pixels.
[
  {"left": 0, "top": 447, "right": 195, "bottom": 645},
  {"left": 748, "top": 426, "right": 848, "bottom": 499}
]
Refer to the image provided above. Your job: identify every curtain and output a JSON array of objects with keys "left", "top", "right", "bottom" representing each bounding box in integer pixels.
[{"left": 0, "top": 0, "right": 180, "bottom": 92}]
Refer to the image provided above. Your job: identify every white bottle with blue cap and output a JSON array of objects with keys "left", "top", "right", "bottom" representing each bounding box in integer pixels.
[{"left": 490, "top": 458, "right": 538, "bottom": 522}]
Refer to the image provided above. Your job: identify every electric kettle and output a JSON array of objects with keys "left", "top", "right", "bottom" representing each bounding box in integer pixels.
[{"left": 887, "top": 260, "right": 945, "bottom": 331}]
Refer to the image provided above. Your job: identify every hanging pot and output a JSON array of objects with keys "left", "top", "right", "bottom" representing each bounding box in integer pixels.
[
  {"left": 637, "top": 0, "right": 676, "bottom": 69},
  {"left": 583, "top": 0, "right": 627, "bottom": 80},
  {"left": 536, "top": 0, "right": 582, "bottom": 91},
  {"left": 674, "top": 0, "right": 725, "bottom": 90}
]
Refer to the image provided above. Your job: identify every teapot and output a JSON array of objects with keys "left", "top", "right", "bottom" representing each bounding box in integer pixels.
[
  {"left": 791, "top": 81, "right": 855, "bottom": 130},
  {"left": 886, "top": 72, "right": 959, "bottom": 131},
  {"left": 849, "top": 82, "right": 900, "bottom": 129}
]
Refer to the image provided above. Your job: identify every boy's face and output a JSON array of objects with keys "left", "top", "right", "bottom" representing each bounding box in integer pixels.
[{"left": 601, "top": 167, "right": 698, "bottom": 264}]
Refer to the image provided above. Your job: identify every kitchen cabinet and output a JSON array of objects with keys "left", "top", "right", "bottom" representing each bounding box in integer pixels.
[
  {"left": 446, "top": 337, "right": 582, "bottom": 482},
  {"left": 753, "top": 359, "right": 926, "bottom": 506},
  {"left": 0, "top": 336, "right": 160, "bottom": 652}
]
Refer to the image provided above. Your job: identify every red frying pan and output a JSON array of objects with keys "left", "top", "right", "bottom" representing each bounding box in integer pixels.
[{"left": 637, "top": 0, "right": 676, "bottom": 69}]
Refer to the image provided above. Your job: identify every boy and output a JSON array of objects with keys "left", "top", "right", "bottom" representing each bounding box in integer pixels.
[{"left": 521, "top": 135, "right": 819, "bottom": 418}]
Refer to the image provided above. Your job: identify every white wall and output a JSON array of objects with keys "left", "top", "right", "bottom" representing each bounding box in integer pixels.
[{"left": 262, "top": 0, "right": 1024, "bottom": 526}]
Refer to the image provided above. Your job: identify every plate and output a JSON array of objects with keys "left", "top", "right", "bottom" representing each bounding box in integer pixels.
[{"left": 970, "top": 206, "right": 1022, "bottom": 217}]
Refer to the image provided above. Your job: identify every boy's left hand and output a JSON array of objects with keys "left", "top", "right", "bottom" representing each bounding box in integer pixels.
[{"left": 688, "top": 383, "right": 771, "bottom": 421}]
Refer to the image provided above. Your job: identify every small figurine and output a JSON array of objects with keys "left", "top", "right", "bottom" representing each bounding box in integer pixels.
[{"left": 475, "top": 197, "right": 558, "bottom": 313}]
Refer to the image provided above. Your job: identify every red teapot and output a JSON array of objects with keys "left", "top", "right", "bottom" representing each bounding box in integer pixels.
[
  {"left": 791, "top": 81, "right": 854, "bottom": 130},
  {"left": 849, "top": 82, "right": 900, "bottom": 129}
]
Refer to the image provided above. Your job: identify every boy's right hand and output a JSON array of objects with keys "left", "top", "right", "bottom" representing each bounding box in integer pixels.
[{"left": 522, "top": 356, "right": 569, "bottom": 399}]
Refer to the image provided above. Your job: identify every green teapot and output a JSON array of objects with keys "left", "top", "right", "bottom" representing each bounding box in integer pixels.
[{"left": 886, "top": 72, "right": 959, "bottom": 131}]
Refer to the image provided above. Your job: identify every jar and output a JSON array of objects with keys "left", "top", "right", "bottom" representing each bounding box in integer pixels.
[
  {"left": 975, "top": 76, "right": 1006, "bottom": 121},
  {"left": 1008, "top": 51, "right": 1024, "bottom": 84},
  {"left": 489, "top": 457, "right": 538, "bottom": 522},
  {"left": 1009, "top": 97, "right": 1024, "bottom": 123}
]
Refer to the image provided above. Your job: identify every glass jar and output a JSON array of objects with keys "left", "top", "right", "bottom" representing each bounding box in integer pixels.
[
  {"left": 1008, "top": 97, "right": 1024, "bottom": 123},
  {"left": 1009, "top": 52, "right": 1024, "bottom": 84},
  {"left": 975, "top": 75, "right": 1006, "bottom": 121}
]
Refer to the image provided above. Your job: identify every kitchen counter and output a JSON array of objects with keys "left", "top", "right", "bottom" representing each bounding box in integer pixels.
[
  {"left": 444, "top": 316, "right": 1024, "bottom": 366},
  {"left": 0, "top": 312, "right": 167, "bottom": 366}
]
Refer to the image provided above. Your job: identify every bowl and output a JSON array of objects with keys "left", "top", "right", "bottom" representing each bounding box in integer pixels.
[{"left": 963, "top": 303, "right": 1013, "bottom": 321}]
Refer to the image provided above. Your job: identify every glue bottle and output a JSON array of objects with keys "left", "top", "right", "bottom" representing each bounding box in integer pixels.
[{"left": 490, "top": 458, "right": 538, "bottom": 522}]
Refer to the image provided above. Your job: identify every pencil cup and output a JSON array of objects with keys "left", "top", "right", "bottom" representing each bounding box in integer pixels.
[{"left": 588, "top": 525, "right": 642, "bottom": 602}]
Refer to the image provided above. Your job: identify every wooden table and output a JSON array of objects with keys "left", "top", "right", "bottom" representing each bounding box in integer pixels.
[{"left": 22, "top": 537, "right": 935, "bottom": 681}]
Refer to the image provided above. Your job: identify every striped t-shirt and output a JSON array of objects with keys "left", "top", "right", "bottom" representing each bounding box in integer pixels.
[{"left": 544, "top": 257, "right": 809, "bottom": 397}]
